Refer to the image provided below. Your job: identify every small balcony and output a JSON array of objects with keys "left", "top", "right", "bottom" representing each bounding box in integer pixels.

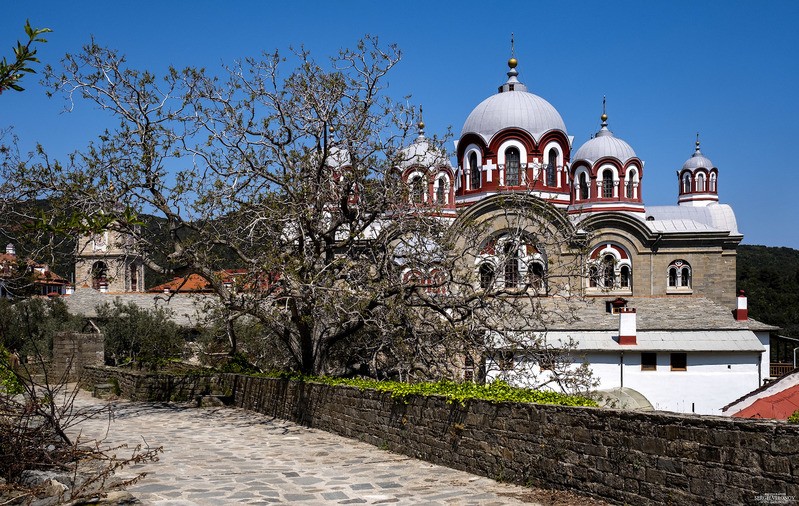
[{"left": 769, "top": 362, "right": 795, "bottom": 378}]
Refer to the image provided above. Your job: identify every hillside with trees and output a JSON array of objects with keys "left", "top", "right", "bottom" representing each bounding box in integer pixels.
[{"left": 737, "top": 244, "right": 799, "bottom": 339}]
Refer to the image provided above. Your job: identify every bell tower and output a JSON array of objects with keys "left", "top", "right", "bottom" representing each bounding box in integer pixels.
[{"left": 74, "top": 226, "right": 145, "bottom": 292}]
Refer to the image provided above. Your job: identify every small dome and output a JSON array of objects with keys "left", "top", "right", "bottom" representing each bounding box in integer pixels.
[
  {"left": 682, "top": 140, "right": 715, "bottom": 171},
  {"left": 398, "top": 135, "right": 447, "bottom": 169},
  {"left": 573, "top": 126, "right": 637, "bottom": 163},
  {"left": 326, "top": 146, "right": 351, "bottom": 168},
  {"left": 460, "top": 61, "right": 567, "bottom": 143}
]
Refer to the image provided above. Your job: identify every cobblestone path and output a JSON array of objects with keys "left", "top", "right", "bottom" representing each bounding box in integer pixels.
[{"left": 70, "top": 391, "right": 543, "bottom": 505}]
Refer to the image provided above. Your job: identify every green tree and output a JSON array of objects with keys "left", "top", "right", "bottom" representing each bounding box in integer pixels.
[
  {"left": 95, "top": 300, "right": 184, "bottom": 368},
  {"left": 0, "top": 297, "right": 80, "bottom": 359}
]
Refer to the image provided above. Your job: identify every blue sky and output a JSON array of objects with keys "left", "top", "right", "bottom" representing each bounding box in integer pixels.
[{"left": 3, "top": 0, "right": 798, "bottom": 249}]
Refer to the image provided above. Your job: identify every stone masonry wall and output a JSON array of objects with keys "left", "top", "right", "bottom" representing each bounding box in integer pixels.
[
  {"left": 223, "top": 374, "right": 799, "bottom": 505},
  {"left": 51, "top": 331, "right": 104, "bottom": 381},
  {"left": 82, "top": 365, "right": 218, "bottom": 402}
]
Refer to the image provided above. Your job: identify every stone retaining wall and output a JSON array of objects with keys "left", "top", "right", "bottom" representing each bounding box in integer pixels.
[
  {"left": 223, "top": 374, "right": 799, "bottom": 505},
  {"left": 82, "top": 365, "right": 218, "bottom": 402},
  {"left": 51, "top": 332, "right": 104, "bottom": 381}
]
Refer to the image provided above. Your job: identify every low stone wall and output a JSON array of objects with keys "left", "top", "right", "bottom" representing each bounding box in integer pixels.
[
  {"left": 51, "top": 331, "right": 104, "bottom": 381},
  {"left": 82, "top": 365, "right": 219, "bottom": 402},
  {"left": 223, "top": 374, "right": 799, "bottom": 505}
]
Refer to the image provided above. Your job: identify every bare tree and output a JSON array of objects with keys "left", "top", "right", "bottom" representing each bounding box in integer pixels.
[{"left": 2, "top": 37, "right": 593, "bottom": 392}]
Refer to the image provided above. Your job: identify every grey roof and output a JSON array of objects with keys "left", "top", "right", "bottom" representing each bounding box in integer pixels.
[
  {"left": 326, "top": 146, "right": 351, "bottom": 168},
  {"left": 596, "top": 387, "right": 654, "bottom": 411},
  {"left": 398, "top": 135, "right": 449, "bottom": 169},
  {"left": 541, "top": 330, "right": 767, "bottom": 352},
  {"left": 522, "top": 296, "right": 775, "bottom": 332},
  {"left": 572, "top": 126, "right": 637, "bottom": 164},
  {"left": 643, "top": 204, "right": 740, "bottom": 235},
  {"left": 682, "top": 145, "right": 715, "bottom": 171},
  {"left": 460, "top": 89, "right": 566, "bottom": 143}
]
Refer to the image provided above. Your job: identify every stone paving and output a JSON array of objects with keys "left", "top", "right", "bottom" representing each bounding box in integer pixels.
[{"left": 69, "top": 390, "right": 543, "bottom": 505}]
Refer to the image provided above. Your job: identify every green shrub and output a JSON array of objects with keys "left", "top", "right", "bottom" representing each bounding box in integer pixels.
[
  {"left": 788, "top": 410, "right": 799, "bottom": 424},
  {"left": 249, "top": 372, "right": 598, "bottom": 408},
  {"left": 96, "top": 300, "right": 184, "bottom": 369},
  {"left": 0, "top": 345, "right": 23, "bottom": 395}
]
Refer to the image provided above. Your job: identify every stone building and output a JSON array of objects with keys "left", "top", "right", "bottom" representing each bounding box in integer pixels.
[
  {"left": 74, "top": 228, "right": 145, "bottom": 293},
  {"left": 391, "top": 55, "right": 776, "bottom": 414},
  {"left": 65, "top": 53, "right": 777, "bottom": 415}
]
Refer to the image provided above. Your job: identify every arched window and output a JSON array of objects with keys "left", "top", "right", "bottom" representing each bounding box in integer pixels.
[
  {"left": 503, "top": 243, "right": 520, "bottom": 288},
  {"left": 435, "top": 177, "right": 447, "bottom": 204},
  {"left": 682, "top": 173, "right": 691, "bottom": 194},
  {"left": 479, "top": 263, "right": 495, "bottom": 290},
  {"left": 130, "top": 267, "right": 138, "bottom": 292},
  {"left": 601, "top": 254, "right": 615, "bottom": 288},
  {"left": 696, "top": 173, "right": 706, "bottom": 192},
  {"left": 709, "top": 173, "right": 717, "bottom": 193},
  {"left": 546, "top": 149, "right": 557, "bottom": 187},
  {"left": 667, "top": 260, "right": 691, "bottom": 289},
  {"left": 505, "top": 148, "right": 520, "bottom": 186},
  {"left": 410, "top": 175, "right": 425, "bottom": 203},
  {"left": 469, "top": 152, "right": 480, "bottom": 190},
  {"left": 602, "top": 170, "right": 614, "bottom": 199},
  {"left": 91, "top": 261, "right": 108, "bottom": 290},
  {"left": 620, "top": 265, "right": 631, "bottom": 288},
  {"left": 530, "top": 261, "right": 545, "bottom": 291},
  {"left": 626, "top": 169, "right": 636, "bottom": 199},
  {"left": 579, "top": 172, "right": 589, "bottom": 200},
  {"left": 589, "top": 265, "right": 599, "bottom": 287}
]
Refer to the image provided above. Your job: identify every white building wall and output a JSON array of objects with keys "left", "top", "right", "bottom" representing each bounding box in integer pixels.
[{"left": 586, "top": 351, "right": 764, "bottom": 415}]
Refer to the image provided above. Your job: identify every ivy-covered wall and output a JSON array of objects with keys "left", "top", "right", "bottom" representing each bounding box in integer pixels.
[{"left": 223, "top": 374, "right": 799, "bottom": 505}]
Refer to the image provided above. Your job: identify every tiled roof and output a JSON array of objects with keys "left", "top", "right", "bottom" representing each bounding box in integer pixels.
[
  {"left": 724, "top": 370, "right": 799, "bottom": 419},
  {"left": 529, "top": 296, "right": 776, "bottom": 332},
  {"left": 147, "top": 269, "right": 251, "bottom": 293},
  {"left": 148, "top": 274, "right": 214, "bottom": 293}
]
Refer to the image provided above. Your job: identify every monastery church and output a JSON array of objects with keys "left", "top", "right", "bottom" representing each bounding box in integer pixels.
[{"left": 66, "top": 54, "right": 776, "bottom": 415}]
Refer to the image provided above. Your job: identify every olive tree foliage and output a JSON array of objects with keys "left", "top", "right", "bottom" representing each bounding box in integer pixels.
[
  {"left": 2, "top": 38, "right": 594, "bottom": 392},
  {"left": 0, "top": 20, "right": 52, "bottom": 93},
  {"left": 95, "top": 300, "right": 184, "bottom": 368}
]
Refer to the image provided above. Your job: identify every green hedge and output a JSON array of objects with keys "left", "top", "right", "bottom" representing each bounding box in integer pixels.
[{"left": 253, "top": 372, "right": 598, "bottom": 408}]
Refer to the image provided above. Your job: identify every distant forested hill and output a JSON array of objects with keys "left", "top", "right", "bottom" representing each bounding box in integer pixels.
[{"left": 737, "top": 245, "right": 799, "bottom": 338}]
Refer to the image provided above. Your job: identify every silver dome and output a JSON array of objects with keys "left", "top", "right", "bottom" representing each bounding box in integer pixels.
[
  {"left": 460, "top": 63, "right": 567, "bottom": 143},
  {"left": 461, "top": 91, "right": 566, "bottom": 143},
  {"left": 682, "top": 150, "right": 715, "bottom": 171},
  {"left": 573, "top": 126, "right": 637, "bottom": 164},
  {"left": 681, "top": 137, "right": 715, "bottom": 171},
  {"left": 398, "top": 135, "right": 448, "bottom": 169}
]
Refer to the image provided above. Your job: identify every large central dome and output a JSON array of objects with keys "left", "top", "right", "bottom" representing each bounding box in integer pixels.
[{"left": 460, "top": 61, "right": 567, "bottom": 143}]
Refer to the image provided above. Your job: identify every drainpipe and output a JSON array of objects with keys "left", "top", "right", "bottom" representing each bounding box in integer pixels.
[{"left": 620, "top": 351, "right": 624, "bottom": 388}]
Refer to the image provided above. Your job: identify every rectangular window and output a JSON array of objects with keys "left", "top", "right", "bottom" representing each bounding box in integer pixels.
[
  {"left": 497, "top": 351, "right": 514, "bottom": 371},
  {"left": 670, "top": 352, "right": 687, "bottom": 371},
  {"left": 641, "top": 352, "right": 657, "bottom": 371}
]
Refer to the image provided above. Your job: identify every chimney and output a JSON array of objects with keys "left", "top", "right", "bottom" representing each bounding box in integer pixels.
[
  {"left": 734, "top": 289, "right": 748, "bottom": 321},
  {"left": 618, "top": 307, "right": 637, "bottom": 345},
  {"left": 5, "top": 243, "right": 15, "bottom": 256}
]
